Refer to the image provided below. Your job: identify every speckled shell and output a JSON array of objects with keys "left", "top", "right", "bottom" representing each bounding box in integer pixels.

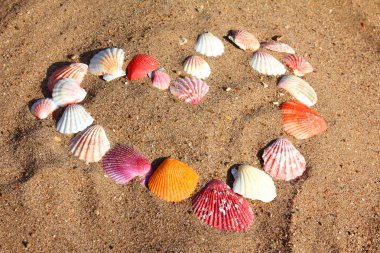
[
  {"left": 30, "top": 98, "right": 58, "bottom": 119},
  {"left": 56, "top": 104, "right": 94, "bottom": 134},
  {"left": 127, "top": 54, "right": 159, "bottom": 80},
  {"left": 169, "top": 77, "right": 209, "bottom": 105},
  {"left": 182, "top": 55, "right": 211, "bottom": 79},
  {"left": 261, "top": 42, "right": 295, "bottom": 54},
  {"left": 283, "top": 54, "right": 313, "bottom": 76},
  {"left": 47, "top": 63, "right": 88, "bottom": 91},
  {"left": 89, "top": 48, "right": 126, "bottom": 81},
  {"left": 278, "top": 75, "right": 317, "bottom": 106},
  {"left": 52, "top": 78, "right": 87, "bottom": 107},
  {"left": 195, "top": 32, "right": 224, "bottom": 57},
  {"left": 228, "top": 30, "right": 260, "bottom": 51},
  {"left": 249, "top": 50, "right": 286, "bottom": 76},
  {"left": 149, "top": 69, "right": 171, "bottom": 90}
]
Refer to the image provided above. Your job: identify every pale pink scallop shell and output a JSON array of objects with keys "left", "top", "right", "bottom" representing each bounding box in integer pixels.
[
  {"left": 47, "top": 63, "right": 88, "bottom": 92},
  {"left": 249, "top": 50, "right": 287, "bottom": 76},
  {"left": 182, "top": 55, "right": 211, "bottom": 79},
  {"left": 169, "top": 77, "right": 209, "bottom": 105},
  {"left": 278, "top": 75, "right": 317, "bottom": 106},
  {"left": 89, "top": 48, "right": 126, "bottom": 81},
  {"left": 228, "top": 30, "right": 260, "bottom": 51},
  {"left": 283, "top": 54, "right": 313, "bottom": 76},
  {"left": 261, "top": 42, "right": 295, "bottom": 54},
  {"left": 30, "top": 98, "right": 58, "bottom": 119},
  {"left": 52, "top": 78, "right": 87, "bottom": 107},
  {"left": 149, "top": 69, "right": 171, "bottom": 90}
]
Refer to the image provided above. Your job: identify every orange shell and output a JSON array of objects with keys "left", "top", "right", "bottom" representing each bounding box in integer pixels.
[{"left": 148, "top": 158, "right": 199, "bottom": 202}]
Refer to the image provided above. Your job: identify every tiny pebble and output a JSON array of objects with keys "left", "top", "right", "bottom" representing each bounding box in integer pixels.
[
  {"left": 261, "top": 82, "right": 268, "bottom": 88},
  {"left": 273, "top": 102, "right": 280, "bottom": 106},
  {"left": 279, "top": 92, "right": 285, "bottom": 96},
  {"left": 225, "top": 87, "right": 231, "bottom": 91},
  {"left": 179, "top": 36, "right": 188, "bottom": 46}
]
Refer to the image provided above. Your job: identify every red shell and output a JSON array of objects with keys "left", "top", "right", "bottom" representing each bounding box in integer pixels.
[
  {"left": 280, "top": 101, "right": 327, "bottom": 139},
  {"left": 192, "top": 179, "right": 254, "bottom": 232},
  {"left": 126, "top": 54, "right": 159, "bottom": 80}
]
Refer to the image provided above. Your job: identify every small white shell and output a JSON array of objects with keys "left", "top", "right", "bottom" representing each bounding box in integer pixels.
[
  {"left": 195, "top": 32, "right": 224, "bottom": 57},
  {"left": 89, "top": 48, "right": 126, "bottom": 81},
  {"left": 52, "top": 78, "right": 87, "bottom": 107},
  {"left": 57, "top": 104, "right": 94, "bottom": 134},
  {"left": 261, "top": 42, "right": 295, "bottom": 54},
  {"left": 278, "top": 75, "right": 317, "bottom": 106},
  {"left": 249, "top": 50, "right": 286, "bottom": 76},
  {"left": 169, "top": 77, "right": 209, "bottom": 105},
  {"left": 182, "top": 55, "right": 211, "bottom": 79}
]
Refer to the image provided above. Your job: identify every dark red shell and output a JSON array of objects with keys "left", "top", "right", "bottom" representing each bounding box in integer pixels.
[{"left": 126, "top": 54, "right": 159, "bottom": 80}]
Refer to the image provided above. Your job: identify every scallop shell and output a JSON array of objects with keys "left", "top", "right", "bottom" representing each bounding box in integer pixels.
[
  {"left": 56, "top": 104, "right": 94, "bottom": 134},
  {"left": 149, "top": 69, "right": 171, "bottom": 90},
  {"left": 261, "top": 42, "right": 295, "bottom": 54},
  {"left": 280, "top": 100, "right": 327, "bottom": 139},
  {"left": 195, "top": 32, "right": 224, "bottom": 57},
  {"left": 227, "top": 30, "right": 260, "bottom": 51},
  {"left": 262, "top": 138, "right": 306, "bottom": 181},
  {"left": 30, "top": 98, "right": 58, "bottom": 119},
  {"left": 278, "top": 75, "right": 317, "bottom": 106},
  {"left": 169, "top": 77, "right": 209, "bottom": 105},
  {"left": 89, "top": 48, "right": 126, "bottom": 81},
  {"left": 192, "top": 179, "right": 254, "bottom": 231},
  {"left": 283, "top": 54, "right": 313, "bottom": 76},
  {"left": 47, "top": 63, "right": 88, "bottom": 91},
  {"left": 249, "top": 50, "right": 286, "bottom": 76},
  {"left": 52, "top": 78, "right": 87, "bottom": 107},
  {"left": 70, "top": 125, "right": 110, "bottom": 164},
  {"left": 182, "top": 55, "right": 211, "bottom": 79},
  {"left": 231, "top": 165, "right": 277, "bottom": 203},
  {"left": 148, "top": 157, "right": 199, "bottom": 202},
  {"left": 101, "top": 144, "right": 151, "bottom": 185},
  {"left": 127, "top": 54, "right": 159, "bottom": 80}
]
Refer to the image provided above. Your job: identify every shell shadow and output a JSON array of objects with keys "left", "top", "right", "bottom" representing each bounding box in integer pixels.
[
  {"left": 141, "top": 156, "right": 169, "bottom": 186},
  {"left": 256, "top": 139, "right": 278, "bottom": 166},
  {"left": 223, "top": 34, "right": 243, "bottom": 51},
  {"left": 225, "top": 163, "right": 242, "bottom": 188},
  {"left": 40, "top": 61, "right": 71, "bottom": 97},
  {"left": 27, "top": 98, "right": 40, "bottom": 112}
]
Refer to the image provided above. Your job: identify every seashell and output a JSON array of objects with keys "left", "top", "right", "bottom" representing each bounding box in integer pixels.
[
  {"left": 231, "top": 165, "right": 276, "bottom": 203},
  {"left": 148, "top": 157, "right": 199, "bottom": 202},
  {"left": 70, "top": 125, "right": 110, "bottom": 164},
  {"left": 149, "top": 69, "right": 171, "bottom": 90},
  {"left": 262, "top": 138, "right": 306, "bottom": 181},
  {"left": 30, "top": 98, "right": 58, "bottom": 119},
  {"left": 127, "top": 54, "right": 159, "bottom": 80},
  {"left": 280, "top": 100, "right": 327, "bottom": 139},
  {"left": 89, "top": 48, "right": 126, "bottom": 81},
  {"left": 249, "top": 50, "right": 286, "bottom": 76},
  {"left": 169, "top": 77, "right": 209, "bottom": 105},
  {"left": 52, "top": 78, "right": 87, "bottom": 107},
  {"left": 56, "top": 104, "right": 94, "bottom": 134},
  {"left": 227, "top": 30, "right": 260, "bottom": 51},
  {"left": 277, "top": 75, "right": 317, "bottom": 106},
  {"left": 261, "top": 42, "right": 295, "bottom": 54},
  {"left": 283, "top": 54, "right": 313, "bottom": 76},
  {"left": 192, "top": 179, "right": 254, "bottom": 231},
  {"left": 101, "top": 144, "right": 151, "bottom": 185},
  {"left": 182, "top": 55, "right": 211, "bottom": 79},
  {"left": 47, "top": 63, "right": 88, "bottom": 91},
  {"left": 195, "top": 32, "right": 224, "bottom": 57}
]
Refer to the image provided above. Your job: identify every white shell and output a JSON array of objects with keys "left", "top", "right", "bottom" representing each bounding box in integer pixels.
[
  {"left": 278, "top": 75, "right": 317, "bottom": 106},
  {"left": 182, "top": 55, "right": 211, "bottom": 79},
  {"left": 52, "top": 78, "right": 87, "bottom": 107},
  {"left": 89, "top": 48, "right": 126, "bottom": 81},
  {"left": 249, "top": 50, "right": 286, "bottom": 76},
  {"left": 195, "top": 32, "right": 224, "bottom": 57},
  {"left": 231, "top": 164, "right": 276, "bottom": 203},
  {"left": 57, "top": 104, "right": 94, "bottom": 134},
  {"left": 261, "top": 42, "right": 295, "bottom": 54}
]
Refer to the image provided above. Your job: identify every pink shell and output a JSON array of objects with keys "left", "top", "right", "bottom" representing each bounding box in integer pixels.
[
  {"left": 192, "top": 179, "right": 254, "bottom": 231},
  {"left": 228, "top": 30, "right": 260, "bottom": 51},
  {"left": 283, "top": 54, "right": 313, "bottom": 76},
  {"left": 101, "top": 144, "right": 151, "bottom": 185},
  {"left": 150, "top": 69, "right": 171, "bottom": 90},
  {"left": 262, "top": 138, "right": 306, "bottom": 181},
  {"left": 169, "top": 77, "right": 209, "bottom": 105},
  {"left": 47, "top": 63, "right": 88, "bottom": 91},
  {"left": 261, "top": 42, "right": 295, "bottom": 54},
  {"left": 30, "top": 98, "right": 58, "bottom": 119}
]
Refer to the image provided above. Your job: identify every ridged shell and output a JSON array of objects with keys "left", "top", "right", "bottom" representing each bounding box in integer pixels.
[
  {"left": 261, "top": 42, "right": 295, "bottom": 54},
  {"left": 192, "top": 179, "right": 254, "bottom": 231},
  {"left": 283, "top": 54, "right": 313, "bottom": 76},
  {"left": 56, "top": 104, "right": 94, "bottom": 134},
  {"left": 149, "top": 69, "right": 171, "bottom": 90},
  {"left": 278, "top": 75, "right": 317, "bottom": 106},
  {"left": 249, "top": 50, "right": 286, "bottom": 76},
  {"left": 70, "top": 125, "right": 110, "bottom": 164},
  {"left": 89, "top": 48, "right": 126, "bottom": 81},
  {"left": 182, "top": 55, "right": 211, "bottom": 79},
  {"left": 47, "top": 63, "right": 88, "bottom": 91},
  {"left": 262, "top": 138, "right": 306, "bottom": 181},
  {"left": 52, "top": 78, "right": 87, "bottom": 107},
  {"left": 280, "top": 100, "right": 327, "bottom": 139},
  {"left": 101, "top": 144, "right": 151, "bottom": 185},
  {"left": 169, "top": 77, "right": 209, "bottom": 105},
  {"left": 231, "top": 165, "right": 277, "bottom": 203},
  {"left": 228, "top": 30, "right": 260, "bottom": 51},
  {"left": 195, "top": 32, "right": 224, "bottom": 57},
  {"left": 127, "top": 54, "right": 159, "bottom": 80},
  {"left": 30, "top": 98, "right": 58, "bottom": 119},
  {"left": 148, "top": 157, "right": 199, "bottom": 202}
]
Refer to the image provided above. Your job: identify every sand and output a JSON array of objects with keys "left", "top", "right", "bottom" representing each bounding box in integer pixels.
[{"left": 0, "top": 0, "right": 379, "bottom": 252}]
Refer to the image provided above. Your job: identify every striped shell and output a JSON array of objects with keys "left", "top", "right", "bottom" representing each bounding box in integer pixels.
[
  {"left": 192, "top": 179, "right": 254, "bottom": 231},
  {"left": 148, "top": 157, "right": 199, "bottom": 202},
  {"left": 228, "top": 30, "right": 260, "bottom": 51},
  {"left": 182, "top": 55, "right": 211, "bottom": 79},
  {"left": 280, "top": 100, "right": 327, "bottom": 139},
  {"left": 47, "top": 63, "right": 88, "bottom": 91},
  {"left": 127, "top": 54, "right": 159, "bottom": 80},
  {"left": 149, "top": 69, "right": 171, "bottom": 90},
  {"left": 52, "top": 78, "right": 87, "bottom": 107},
  {"left": 283, "top": 54, "right": 313, "bottom": 76},
  {"left": 30, "top": 98, "right": 58, "bottom": 119},
  {"left": 261, "top": 42, "right": 295, "bottom": 54},
  {"left": 231, "top": 165, "right": 276, "bottom": 203},
  {"left": 249, "top": 50, "right": 286, "bottom": 76},
  {"left": 169, "top": 77, "right": 209, "bottom": 105},
  {"left": 262, "top": 138, "right": 306, "bottom": 181},
  {"left": 195, "top": 32, "right": 224, "bottom": 57},
  {"left": 56, "top": 104, "right": 94, "bottom": 134},
  {"left": 70, "top": 125, "right": 110, "bottom": 164},
  {"left": 89, "top": 48, "right": 126, "bottom": 81},
  {"left": 278, "top": 75, "right": 317, "bottom": 106}
]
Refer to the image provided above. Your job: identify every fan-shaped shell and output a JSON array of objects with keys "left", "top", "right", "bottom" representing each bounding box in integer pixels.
[
  {"left": 262, "top": 138, "right": 306, "bottom": 181},
  {"left": 182, "top": 55, "right": 211, "bottom": 79},
  {"left": 101, "top": 144, "right": 151, "bottom": 185},
  {"left": 261, "top": 42, "right": 295, "bottom": 54},
  {"left": 149, "top": 69, "right": 171, "bottom": 90},
  {"left": 70, "top": 125, "right": 110, "bottom": 164},
  {"left": 52, "top": 78, "right": 87, "bottom": 107},
  {"left": 30, "top": 98, "right": 58, "bottom": 119},
  {"left": 280, "top": 100, "right": 327, "bottom": 139},
  {"left": 148, "top": 157, "right": 199, "bottom": 202},
  {"left": 47, "top": 63, "right": 88, "bottom": 91},
  {"left": 283, "top": 54, "right": 313, "bottom": 76},
  {"left": 89, "top": 48, "right": 126, "bottom": 81},
  {"left": 127, "top": 54, "right": 159, "bottom": 80},
  {"left": 56, "top": 104, "right": 94, "bottom": 134},
  {"left": 228, "top": 30, "right": 260, "bottom": 51},
  {"left": 249, "top": 50, "right": 286, "bottom": 76},
  {"left": 278, "top": 75, "right": 317, "bottom": 106},
  {"left": 195, "top": 32, "right": 224, "bottom": 57},
  {"left": 192, "top": 179, "right": 254, "bottom": 231},
  {"left": 231, "top": 165, "right": 276, "bottom": 203},
  {"left": 169, "top": 77, "right": 209, "bottom": 105}
]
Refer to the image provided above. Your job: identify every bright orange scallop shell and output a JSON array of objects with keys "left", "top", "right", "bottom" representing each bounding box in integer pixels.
[{"left": 148, "top": 157, "right": 199, "bottom": 202}]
